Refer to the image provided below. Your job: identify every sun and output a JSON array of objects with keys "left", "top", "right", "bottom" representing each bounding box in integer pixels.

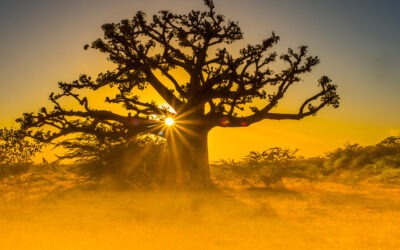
[{"left": 165, "top": 117, "right": 175, "bottom": 126}]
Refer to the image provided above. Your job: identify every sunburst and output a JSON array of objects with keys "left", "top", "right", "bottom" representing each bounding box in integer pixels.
[{"left": 165, "top": 117, "right": 175, "bottom": 126}]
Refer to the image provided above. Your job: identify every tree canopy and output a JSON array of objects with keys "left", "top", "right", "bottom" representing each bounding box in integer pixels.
[{"left": 17, "top": 0, "right": 340, "bottom": 187}]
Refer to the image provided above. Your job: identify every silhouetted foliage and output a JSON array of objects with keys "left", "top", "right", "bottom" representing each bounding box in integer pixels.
[
  {"left": 324, "top": 138, "right": 400, "bottom": 171},
  {"left": 17, "top": 0, "right": 339, "bottom": 187},
  {"left": 321, "top": 137, "right": 400, "bottom": 183},
  {"left": 212, "top": 137, "right": 400, "bottom": 188},
  {"left": 247, "top": 148, "right": 299, "bottom": 186},
  {"left": 245, "top": 147, "right": 299, "bottom": 166},
  {"left": 0, "top": 128, "right": 41, "bottom": 166},
  {"left": 212, "top": 147, "right": 303, "bottom": 187},
  {"left": 0, "top": 127, "right": 42, "bottom": 200},
  {"left": 0, "top": 128, "right": 41, "bottom": 176},
  {"left": 70, "top": 135, "right": 167, "bottom": 188}
]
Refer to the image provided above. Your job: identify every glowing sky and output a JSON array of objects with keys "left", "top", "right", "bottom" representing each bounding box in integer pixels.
[{"left": 1, "top": 0, "right": 400, "bottom": 160}]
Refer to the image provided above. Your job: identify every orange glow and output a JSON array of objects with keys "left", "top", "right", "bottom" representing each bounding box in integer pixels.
[
  {"left": 165, "top": 117, "right": 175, "bottom": 126},
  {"left": 1, "top": 0, "right": 399, "bottom": 162}
]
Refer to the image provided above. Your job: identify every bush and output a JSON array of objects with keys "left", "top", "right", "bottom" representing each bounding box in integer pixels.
[
  {"left": 60, "top": 134, "right": 167, "bottom": 188},
  {"left": 244, "top": 147, "right": 300, "bottom": 186},
  {"left": 320, "top": 137, "right": 400, "bottom": 183},
  {"left": 375, "top": 168, "right": 400, "bottom": 183}
]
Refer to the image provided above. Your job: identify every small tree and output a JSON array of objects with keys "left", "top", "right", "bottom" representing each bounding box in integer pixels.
[
  {"left": 0, "top": 128, "right": 41, "bottom": 170},
  {"left": 0, "top": 127, "right": 42, "bottom": 199},
  {"left": 18, "top": 0, "right": 339, "bottom": 187}
]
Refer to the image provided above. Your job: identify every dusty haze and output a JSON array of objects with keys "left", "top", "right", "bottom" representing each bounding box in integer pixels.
[{"left": 2, "top": 179, "right": 400, "bottom": 250}]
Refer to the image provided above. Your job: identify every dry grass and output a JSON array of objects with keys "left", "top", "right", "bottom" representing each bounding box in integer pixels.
[{"left": 1, "top": 176, "right": 400, "bottom": 250}]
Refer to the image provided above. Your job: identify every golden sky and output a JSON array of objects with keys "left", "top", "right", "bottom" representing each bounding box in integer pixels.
[{"left": 1, "top": 0, "right": 399, "bottom": 160}]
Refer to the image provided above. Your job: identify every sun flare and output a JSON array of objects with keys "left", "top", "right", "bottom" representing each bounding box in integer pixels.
[{"left": 165, "top": 117, "right": 175, "bottom": 126}]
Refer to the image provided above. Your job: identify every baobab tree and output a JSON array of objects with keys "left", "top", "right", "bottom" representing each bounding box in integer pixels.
[{"left": 18, "top": 0, "right": 339, "bottom": 187}]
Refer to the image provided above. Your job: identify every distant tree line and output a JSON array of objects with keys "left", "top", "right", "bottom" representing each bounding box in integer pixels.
[
  {"left": 322, "top": 136, "right": 400, "bottom": 183},
  {"left": 211, "top": 136, "right": 400, "bottom": 186}
]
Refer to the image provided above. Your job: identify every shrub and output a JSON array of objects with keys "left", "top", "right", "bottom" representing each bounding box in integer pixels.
[
  {"left": 244, "top": 147, "right": 299, "bottom": 186},
  {"left": 375, "top": 168, "right": 400, "bottom": 183},
  {"left": 61, "top": 134, "right": 167, "bottom": 188}
]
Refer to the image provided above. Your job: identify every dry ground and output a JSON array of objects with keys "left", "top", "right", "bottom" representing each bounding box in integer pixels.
[{"left": 1, "top": 179, "right": 400, "bottom": 250}]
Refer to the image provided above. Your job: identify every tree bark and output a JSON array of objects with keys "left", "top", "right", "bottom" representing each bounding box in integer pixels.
[{"left": 163, "top": 127, "right": 212, "bottom": 188}]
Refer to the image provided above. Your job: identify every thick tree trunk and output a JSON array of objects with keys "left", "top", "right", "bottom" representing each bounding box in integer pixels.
[{"left": 163, "top": 128, "right": 212, "bottom": 188}]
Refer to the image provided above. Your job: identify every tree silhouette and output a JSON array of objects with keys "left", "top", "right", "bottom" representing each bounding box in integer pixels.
[
  {"left": 18, "top": 0, "right": 339, "bottom": 187},
  {"left": 0, "top": 127, "right": 41, "bottom": 174}
]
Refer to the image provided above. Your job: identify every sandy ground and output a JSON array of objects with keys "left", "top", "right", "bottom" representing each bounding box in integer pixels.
[{"left": 1, "top": 180, "right": 400, "bottom": 250}]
